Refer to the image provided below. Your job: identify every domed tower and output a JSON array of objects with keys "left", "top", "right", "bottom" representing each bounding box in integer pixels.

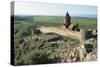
[{"left": 64, "top": 12, "right": 71, "bottom": 28}]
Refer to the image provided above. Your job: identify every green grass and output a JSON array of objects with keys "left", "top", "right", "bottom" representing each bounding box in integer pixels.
[
  {"left": 15, "top": 49, "right": 49, "bottom": 65},
  {"left": 14, "top": 16, "right": 97, "bottom": 29},
  {"left": 71, "top": 17, "right": 97, "bottom": 29}
]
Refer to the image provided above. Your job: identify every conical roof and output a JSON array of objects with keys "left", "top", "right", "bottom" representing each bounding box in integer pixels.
[{"left": 65, "top": 12, "right": 70, "bottom": 19}]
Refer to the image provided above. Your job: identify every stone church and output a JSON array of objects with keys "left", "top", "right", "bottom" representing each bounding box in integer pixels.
[
  {"left": 64, "top": 12, "right": 71, "bottom": 28},
  {"left": 64, "top": 12, "right": 80, "bottom": 31}
]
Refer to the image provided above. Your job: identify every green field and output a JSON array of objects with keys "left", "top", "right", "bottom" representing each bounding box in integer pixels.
[{"left": 14, "top": 16, "right": 97, "bottom": 29}]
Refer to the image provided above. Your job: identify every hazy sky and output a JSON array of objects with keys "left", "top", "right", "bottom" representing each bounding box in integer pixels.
[{"left": 14, "top": 1, "right": 97, "bottom": 16}]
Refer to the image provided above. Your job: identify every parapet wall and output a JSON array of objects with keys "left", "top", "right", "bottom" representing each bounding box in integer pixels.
[
  {"left": 38, "top": 26, "right": 81, "bottom": 40},
  {"left": 38, "top": 26, "right": 96, "bottom": 43}
]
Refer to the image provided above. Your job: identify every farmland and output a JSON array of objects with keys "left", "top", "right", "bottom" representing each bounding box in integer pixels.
[{"left": 14, "top": 15, "right": 97, "bottom": 29}]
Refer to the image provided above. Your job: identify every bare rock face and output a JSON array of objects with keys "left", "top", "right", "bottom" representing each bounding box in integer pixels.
[
  {"left": 66, "top": 38, "right": 97, "bottom": 63},
  {"left": 66, "top": 45, "right": 86, "bottom": 62},
  {"left": 83, "top": 49, "right": 97, "bottom": 61},
  {"left": 80, "top": 38, "right": 97, "bottom": 62},
  {"left": 67, "top": 48, "right": 80, "bottom": 62}
]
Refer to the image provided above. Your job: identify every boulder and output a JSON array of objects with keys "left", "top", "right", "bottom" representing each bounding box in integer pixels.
[{"left": 83, "top": 49, "right": 97, "bottom": 61}]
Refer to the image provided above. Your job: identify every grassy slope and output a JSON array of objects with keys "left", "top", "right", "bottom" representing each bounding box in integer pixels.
[{"left": 33, "top": 16, "right": 97, "bottom": 29}]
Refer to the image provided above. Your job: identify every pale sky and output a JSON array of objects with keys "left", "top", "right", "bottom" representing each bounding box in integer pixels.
[{"left": 14, "top": 1, "right": 97, "bottom": 17}]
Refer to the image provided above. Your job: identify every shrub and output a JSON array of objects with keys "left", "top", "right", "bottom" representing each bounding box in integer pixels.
[{"left": 16, "top": 49, "right": 49, "bottom": 65}]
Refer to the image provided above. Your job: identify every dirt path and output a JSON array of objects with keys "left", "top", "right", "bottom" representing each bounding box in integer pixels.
[{"left": 38, "top": 26, "right": 81, "bottom": 40}]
